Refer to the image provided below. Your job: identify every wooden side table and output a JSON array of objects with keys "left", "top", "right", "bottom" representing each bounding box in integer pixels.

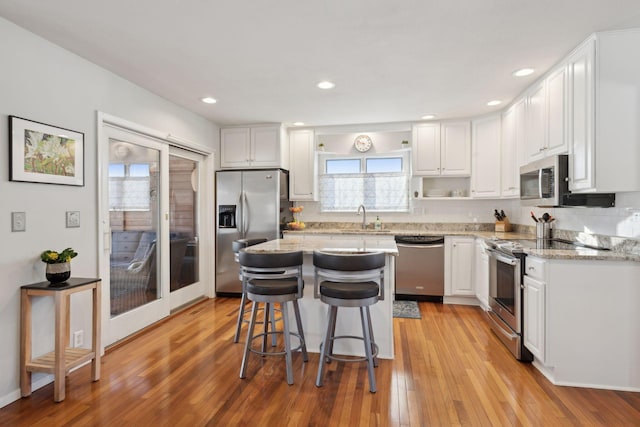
[{"left": 20, "top": 277, "right": 101, "bottom": 402}]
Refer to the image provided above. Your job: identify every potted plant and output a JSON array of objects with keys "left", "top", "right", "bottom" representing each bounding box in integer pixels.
[
  {"left": 41, "top": 247, "right": 77, "bottom": 284},
  {"left": 317, "top": 143, "right": 325, "bottom": 152},
  {"left": 401, "top": 140, "right": 409, "bottom": 147}
]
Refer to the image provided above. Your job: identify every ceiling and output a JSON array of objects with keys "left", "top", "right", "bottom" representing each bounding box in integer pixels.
[{"left": 2, "top": 1, "right": 640, "bottom": 127}]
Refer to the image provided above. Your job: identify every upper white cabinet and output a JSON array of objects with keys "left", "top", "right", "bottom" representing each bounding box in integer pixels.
[
  {"left": 524, "top": 80, "right": 546, "bottom": 162},
  {"left": 289, "top": 129, "right": 316, "bottom": 201},
  {"left": 546, "top": 64, "right": 570, "bottom": 156},
  {"left": 568, "top": 30, "right": 640, "bottom": 193},
  {"left": 523, "top": 64, "right": 570, "bottom": 164},
  {"left": 500, "top": 98, "right": 524, "bottom": 197},
  {"left": 471, "top": 115, "right": 501, "bottom": 198},
  {"left": 412, "top": 122, "right": 470, "bottom": 176},
  {"left": 220, "top": 125, "right": 285, "bottom": 169}
]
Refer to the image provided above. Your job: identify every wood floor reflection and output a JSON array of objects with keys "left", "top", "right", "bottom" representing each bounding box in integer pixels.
[{"left": 2, "top": 298, "right": 639, "bottom": 426}]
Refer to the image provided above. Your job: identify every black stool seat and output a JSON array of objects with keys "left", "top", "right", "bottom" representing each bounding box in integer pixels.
[
  {"left": 247, "top": 278, "right": 299, "bottom": 295},
  {"left": 319, "top": 281, "right": 379, "bottom": 299}
]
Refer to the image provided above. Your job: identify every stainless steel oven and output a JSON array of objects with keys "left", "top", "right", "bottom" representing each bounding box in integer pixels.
[{"left": 486, "top": 241, "right": 533, "bottom": 362}]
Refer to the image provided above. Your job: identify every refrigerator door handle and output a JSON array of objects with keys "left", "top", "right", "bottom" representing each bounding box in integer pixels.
[
  {"left": 243, "top": 191, "right": 249, "bottom": 235},
  {"left": 237, "top": 192, "right": 243, "bottom": 236}
]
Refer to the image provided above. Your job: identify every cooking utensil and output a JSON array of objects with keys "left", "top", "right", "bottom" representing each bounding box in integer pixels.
[
  {"left": 542, "top": 213, "right": 550, "bottom": 222},
  {"left": 500, "top": 210, "right": 506, "bottom": 219},
  {"left": 530, "top": 211, "right": 539, "bottom": 223}
]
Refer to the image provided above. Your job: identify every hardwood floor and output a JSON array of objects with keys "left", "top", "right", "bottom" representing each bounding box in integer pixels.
[{"left": 2, "top": 298, "right": 639, "bottom": 426}]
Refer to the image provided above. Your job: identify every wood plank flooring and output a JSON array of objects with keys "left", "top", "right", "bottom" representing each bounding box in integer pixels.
[{"left": 2, "top": 298, "right": 639, "bottom": 426}]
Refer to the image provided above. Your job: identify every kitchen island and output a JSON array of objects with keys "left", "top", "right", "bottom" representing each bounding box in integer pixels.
[{"left": 244, "top": 236, "right": 398, "bottom": 359}]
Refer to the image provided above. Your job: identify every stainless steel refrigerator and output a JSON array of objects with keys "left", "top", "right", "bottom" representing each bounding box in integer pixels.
[{"left": 215, "top": 169, "right": 291, "bottom": 295}]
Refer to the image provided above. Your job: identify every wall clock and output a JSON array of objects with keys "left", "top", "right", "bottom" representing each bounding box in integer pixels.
[{"left": 354, "top": 134, "right": 373, "bottom": 152}]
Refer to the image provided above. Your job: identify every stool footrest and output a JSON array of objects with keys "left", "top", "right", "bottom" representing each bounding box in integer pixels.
[
  {"left": 248, "top": 331, "right": 305, "bottom": 357},
  {"left": 320, "top": 335, "right": 379, "bottom": 363}
]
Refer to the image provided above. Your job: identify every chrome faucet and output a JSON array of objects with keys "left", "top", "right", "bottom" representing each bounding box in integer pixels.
[{"left": 357, "top": 204, "right": 368, "bottom": 229}]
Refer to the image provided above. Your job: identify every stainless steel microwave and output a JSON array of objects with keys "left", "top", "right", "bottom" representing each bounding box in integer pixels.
[
  {"left": 520, "top": 155, "right": 615, "bottom": 207},
  {"left": 520, "top": 155, "right": 568, "bottom": 206}
]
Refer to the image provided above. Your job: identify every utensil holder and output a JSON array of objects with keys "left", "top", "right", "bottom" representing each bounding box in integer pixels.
[{"left": 536, "top": 222, "right": 552, "bottom": 239}]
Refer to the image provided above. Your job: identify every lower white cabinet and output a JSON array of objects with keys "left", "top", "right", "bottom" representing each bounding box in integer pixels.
[
  {"left": 445, "top": 236, "right": 475, "bottom": 296},
  {"left": 474, "top": 238, "right": 489, "bottom": 309},
  {"left": 523, "top": 275, "right": 545, "bottom": 362}
]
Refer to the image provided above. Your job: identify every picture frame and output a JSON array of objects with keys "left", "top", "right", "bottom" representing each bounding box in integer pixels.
[{"left": 9, "top": 116, "right": 84, "bottom": 186}]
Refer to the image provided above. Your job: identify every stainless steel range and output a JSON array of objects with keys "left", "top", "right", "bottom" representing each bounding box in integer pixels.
[{"left": 485, "top": 239, "right": 533, "bottom": 362}]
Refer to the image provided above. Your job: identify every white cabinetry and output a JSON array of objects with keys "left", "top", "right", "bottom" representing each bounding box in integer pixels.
[
  {"left": 289, "top": 129, "right": 316, "bottom": 200},
  {"left": 445, "top": 236, "right": 475, "bottom": 297},
  {"left": 524, "top": 81, "right": 546, "bottom": 162},
  {"left": 500, "top": 98, "right": 524, "bottom": 196},
  {"left": 220, "top": 125, "right": 284, "bottom": 169},
  {"left": 471, "top": 115, "right": 501, "bottom": 198},
  {"left": 474, "top": 238, "right": 489, "bottom": 309},
  {"left": 546, "top": 64, "right": 570, "bottom": 156},
  {"left": 412, "top": 122, "right": 470, "bottom": 176},
  {"left": 523, "top": 64, "right": 570, "bottom": 164},
  {"left": 523, "top": 275, "right": 545, "bottom": 362},
  {"left": 568, "top": 31, "right": 640, "bottom": 193},
  {"left": 522, "top": 256, "right": 640, "bottom": 390}
]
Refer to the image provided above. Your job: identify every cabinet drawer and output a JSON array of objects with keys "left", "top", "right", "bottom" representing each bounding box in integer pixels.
[{"left": 525, "top": 257, "right": 546, "bottom": 280}]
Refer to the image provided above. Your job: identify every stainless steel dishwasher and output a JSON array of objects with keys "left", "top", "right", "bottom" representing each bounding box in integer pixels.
[{"left": 394, "top": 235, "right": 445, "bottom": 301}]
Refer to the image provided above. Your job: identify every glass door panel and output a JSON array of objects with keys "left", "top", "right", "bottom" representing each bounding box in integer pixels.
[
  {"left": 109, "top": 140, "right": 161, "bottom": 316},
  {"left": 168, "top": 148, "right": 204, "bottom": 309}
]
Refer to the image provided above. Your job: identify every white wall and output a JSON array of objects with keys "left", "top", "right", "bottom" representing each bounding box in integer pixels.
[{"left": 0, "top": 17, "right": 218, "bottom": 407}]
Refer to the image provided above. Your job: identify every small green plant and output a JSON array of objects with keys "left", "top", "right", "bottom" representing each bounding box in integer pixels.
[{"left": 41, "top": 248, "right": 78, "bottom": 264}]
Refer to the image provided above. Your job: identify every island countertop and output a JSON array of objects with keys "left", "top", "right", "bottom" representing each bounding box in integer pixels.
[{"left": 244, "top": 236, "right": 399, "bottom": 256}]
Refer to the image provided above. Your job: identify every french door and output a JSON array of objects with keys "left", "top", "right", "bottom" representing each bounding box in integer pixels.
[{"left": 100, "top": 123, "right": 206, "bottom": 345}]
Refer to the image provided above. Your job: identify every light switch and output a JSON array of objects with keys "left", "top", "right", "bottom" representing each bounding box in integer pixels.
[
  {"left": 66, "top": 211, "right": 80, "bottom": 228},
  {"left": 11, "top": 212, "right": 26, "bottom": 232}
]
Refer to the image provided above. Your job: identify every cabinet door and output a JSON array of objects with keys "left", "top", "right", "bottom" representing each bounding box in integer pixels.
[
  {"left": 220, "top": 128, "right": 251, "bottom": 168},
  {"left": 289, "top": 129, "right": 315, "bottom": 200},
  {"left": 471, "top": 115, "right": 501, "bottom": 198},
  {"left": 514, "top": 97, "right": 527, "bottom": 168},
  {"left": 441, "top": 121, "right": 471, "bottom": 176},
  {"left": 523, "top": 275, "right": 545, "bottom": 361},
  {"left": 525, "top": 81, "right": 546, "bottom": 162},
  {"left": 448, "top": 237, "right": 475, "bottom": 296},
  {"left": 501, "top": 104, "right": 519, "bottom": 197},
  {"left": 250, "top": 126, "right": 281, "bottom": 167},
  {"left": 412, "top": 123, "right": 441, "bottom": 175},
  {"left": 568, "top": 39, "right": 595, "bottom": 192},
  {"left": 474, "top": 239, "right": 489, "bottom": 308},
  {"left": 546, "top": 64, "right": 570, "bottom": 156}
]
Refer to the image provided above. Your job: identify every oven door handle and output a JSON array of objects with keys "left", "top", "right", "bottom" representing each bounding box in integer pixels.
[
  {"left": 487, "top": 309, "right": 519, "bottom": 339},
  {"left": 486, "top": 248, "right": 519, "bottom": 266}
]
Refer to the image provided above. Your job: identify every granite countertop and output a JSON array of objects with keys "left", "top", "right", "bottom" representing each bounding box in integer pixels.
[
  {"left": 283, "top": 223, "right": 640, "bottom": 262},
  {"left": 245, "top": 237, "right": 399, "bottom": 256}
]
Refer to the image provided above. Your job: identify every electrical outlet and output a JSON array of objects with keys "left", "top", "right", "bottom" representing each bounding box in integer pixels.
[
  {"left": 73, "top": 330, "right": 84, "bottom": 347},
  {"left": 11, "top": 212, "right": 26, "bottom": 232}
]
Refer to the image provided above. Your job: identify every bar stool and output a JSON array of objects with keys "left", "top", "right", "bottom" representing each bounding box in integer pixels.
[
  {"left": 313, "top": 251, "right": 385, "bottom": 393},
  {"left": 239, "top": 250, "right": 308, "bottom": 385},
  {"left": 232, "top": 238, "right": 269, "bottom": 343}
]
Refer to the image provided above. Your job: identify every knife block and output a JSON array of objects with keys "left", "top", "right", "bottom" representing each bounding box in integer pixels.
[{"left": 495, "top": 218, "right": 512, "bottom": 232}]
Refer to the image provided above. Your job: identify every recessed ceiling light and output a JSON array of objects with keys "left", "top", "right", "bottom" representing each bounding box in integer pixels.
[
  {"left": 317, "top": 81, "right": 335, "bottom": 89},
  {"left": 293, "top": 122, "right": 305, "bottom": 126},
  {"left": 201, "top": 97, "right": 217, "bottom": 104},
  {"left": 487, "top": 100, "right": 502, "bottom": 106},
  {"left": 513, "top": 68, "right": 535, "bottom": 77},
  {"left": 421, "top": 115, "right": 435, "bottom": 120}
]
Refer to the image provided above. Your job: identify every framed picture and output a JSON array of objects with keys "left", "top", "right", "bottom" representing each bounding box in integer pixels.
[{"left": 9, "top": 116, "right": 84, "bottom": 186}]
